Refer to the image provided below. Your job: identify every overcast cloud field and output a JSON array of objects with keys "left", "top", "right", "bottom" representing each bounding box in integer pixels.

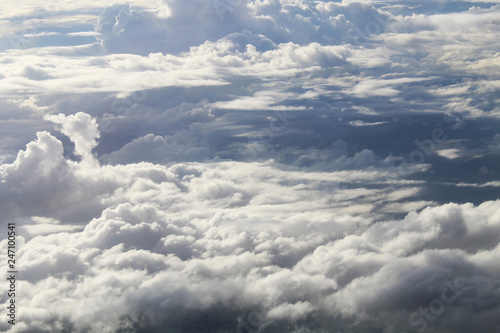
[{"left": 0, "top": 0, "right": 499, "bottom": 332}]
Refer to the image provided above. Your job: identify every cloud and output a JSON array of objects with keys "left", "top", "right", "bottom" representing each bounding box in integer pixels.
[
  {"left": 0, "top": 112, "right": 499, "bottom": 332},
  {"left": 344, "top": 77, "right": 433, "bottom": 98},
  {"left": 489, "top": 133, "right": 500, "bottom": 154},
  {"left": 96, "top": 1, "right": 250, "bottom": 55},
  {"left": 348, "top": 120, "right": 388, "bottom": 127},
  {"left": 44, "top": 112, "right": 100, "bottom": 161},
  {"left": 100, "top": 131, "right": 212, "bottom": 165},
  {"left": 213, "top": 89, "right": 312, "bottom": 111},
  {"left": 1, "top": 1, "right": 500, "bottom": 332},
  {"left": 436, "top": 148, "right": 461, "bottom": 159},
  {"left": 267, "top": 301, "right": 314, "bottom": 321},
  {"left": 94, "top": 0, "right": 391, "bottom": 55}
]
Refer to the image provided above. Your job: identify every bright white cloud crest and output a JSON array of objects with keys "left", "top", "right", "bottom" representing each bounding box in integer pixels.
[{"left": 44, "top": 112, "right": 100, "bottom": 161}]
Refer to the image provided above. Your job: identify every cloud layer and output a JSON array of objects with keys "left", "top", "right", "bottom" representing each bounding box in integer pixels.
[
  {"left": 0, "top": 112, "right": 498, "bottom": 332},
  {"left": 0, "top": 1, "right": 499, "bottom": 332}
]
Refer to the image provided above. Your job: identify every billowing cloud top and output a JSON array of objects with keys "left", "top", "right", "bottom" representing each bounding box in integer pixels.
[{"left": 0, "top": 1, "right": 499, "bottom": 333}]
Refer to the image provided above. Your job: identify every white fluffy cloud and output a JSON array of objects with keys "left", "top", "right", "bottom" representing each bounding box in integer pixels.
[
  {"left": 0, "top": 112, "right": 499, "bottom": 332},
  {"left": 1, "top": 1, "right": 500, "bottom": 332},
  {"left": 44, "top": 112, "right": 100, "bottom": 161}
]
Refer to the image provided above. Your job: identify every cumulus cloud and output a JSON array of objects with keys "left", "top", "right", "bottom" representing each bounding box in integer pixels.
[
  {"left": 44, "top": 112, "right": 100, "bottom": 161},
  {"left": 96, "top": 1, "right": 249, "bottom": 54},
  {"left": 0, "top": 112, "right": 499, "bottom": 332},
  {"left": 94, "top": 0, "right": 391, "bottom": 55},
  {"left": 1, "top": 1, "right": 500, "bottom": 332}
]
